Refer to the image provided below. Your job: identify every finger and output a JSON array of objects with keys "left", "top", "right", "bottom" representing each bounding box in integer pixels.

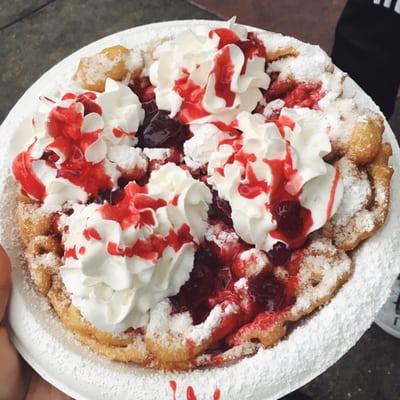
[
  {"left": 25, "top": 371, "right": 72, "bottom": 400},
  {"left": 0, "top": 327, "right": 29, "bottom": 400},
  {"left": 0, "top": 245, "right": 11, "bottom": 322}
]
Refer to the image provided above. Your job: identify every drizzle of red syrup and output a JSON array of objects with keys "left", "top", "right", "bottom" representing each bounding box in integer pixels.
[
  {"left": 211, "top": 46, "right": 235, "bottom": 107},
  {"left": 48, "top": 103, "right": 84, "bottom": 140},
  {"left": 82, "top": 227, "right": 102, "bottom": 241},
  {"left": 211, "top": 120, "right": 239, "bottom": 134},
  {"left": 174, "top": 75, "right": 209, "bottom": 124},
  {"left": 171, "top": 194, "right": 180, "bottom": 206},
  {"left": 79, "top": 93, "right": 102, "bottom": 115},
  {"left": 276, "top": 115, "right": 295, "bottom": 134},
  {"left": 210, "top": 27, "right": 240, "bottom": 49},
  {"left": 187, "top": 386, "right": 197, "bottom": 400},
  {"left": 78, "top": 246, "right": 86, "bottom": 255},
  {"left": 238, "top": 164, "right": 269, "bottom": 199},
  {"left": 240, "top": 32, "right": 267, "bottom": 59},
  {"left": 264, "top": 155, "right": 298, "bottom": 203},
  {"left": 218, "top": 138, "right": 265, "bottom": 200},
  {"left": 168, "top": 382, "right": 220, "bottom": 400},
  {"left": 65, "top": 246, "right": 77, "bottom": 260},
  {"left": 210, "top": 29, "right": 267, "bottom": 73},
  {"left": 236, "top": 32, "right": 267, "bottom": 73},
  {"left": 174, "top": 29, "right": 267, "bottom": 124},
  {"left": 99, "top": 182, "right": 166, "bottom": 230},
  {"left": 107, "top": 224, "right": 193, "bottom": 261},
  {"left": 61, "top": 92, "right": 102, "bottom": 116},
  {"left": 112, "top": 128, "right": 124, "bottom": 138},
  {"left": 61, "top": 93, "right": 76, "bottom": 101},
  {"left": 12, "top": 147, "right": 46, "bottom": 201},
  {"left": 57, "top": 159, "right": 113, "bottom": 198},
  {"left": 169, "top": 380, "right": 177, "bottom": 400},
  {"left": 326, "top": 168, "right": 340, "bottom": 220},
  {"left": 213, "top": 388, "right": 221, "bottom": 400}
]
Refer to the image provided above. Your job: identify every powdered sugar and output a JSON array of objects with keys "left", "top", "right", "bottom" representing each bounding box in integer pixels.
[
  {"left": 143, "top": 147, "right": 171, "bottom": 161},
  {"left": 188, "top": 305, "right": 224, "bottom": 344},
  {"left": 333, "top": 158, "right": 372, "bottom": 226},
  {"left": 292, "top": 239, "right": 352, "bottom": 315},
  {"left": 184, "top": 124, "right": 226, "bottom": 169},
  {"left": 263, "top": 33, "right": 331, "bottom": 82},
  {"left": 239, "top": 248, "right": 268, "bottom": 277},
  {"left": 205, "top": 224, "right": 240, "bottom": 248},
  {"left": 78, "top": 53, "right": 121, "bottom": 85},
  {"left": 1, "top": 20, "right": 399, "bottom": 400},
  {"left": 27, "top": 252, "right": 60, "bottom": 269},
  {"left": 234, "top": 277, "right": 248, "bottom": 290},
  {"left": 107, "top": 144, "right": 148, "bottom": 172}
]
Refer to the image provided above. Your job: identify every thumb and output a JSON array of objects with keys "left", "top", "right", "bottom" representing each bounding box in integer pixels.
[
  {"left": 0, "top": 245, "right": 11, "bottom": 322},
  {"left": 0, "top": 244, "right": 28, "bottom": 400}
]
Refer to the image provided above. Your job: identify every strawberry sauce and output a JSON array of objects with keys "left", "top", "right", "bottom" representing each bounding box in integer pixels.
[
  {"left": 169, "top": 381, "right": 221, "bottom": 400},
  {"left": 174, "top": 29, "right": 267, "bottom": 124},
  {"left": 82, "top": 227, "right": 102, "bottom": 241},
  {"left": 12, "top": 148, "right": 47, "bottom": 201},
  {"left": 326, "top": 168, "right": 341, "bottom": 220},
  {"left": 12, "top": 97, "right": 115, "bottom": 202},
  {"left": 264, "top": 74, "right": 324, "bottom": 111},
  {"left": 65, "top": 246, "right": 78, "bottom": 260},
  {"left": 169, "top": 380, "right": 177, "bottom": 400},
  {"left": 106, "top": 224, "right": 192, "bottom": 261},
  {"left": 211, "top": 46, "right": 235, "bottom": 107},
  {"left": 215, "top": 116, "right": 313, "bottom": 248},
  {"left": 99, "top": 182, "right": 165, "bottom": 230},
  {"left": 97, "top": 182, "right": 193, "bottom": 261},
  {"left": 187, "top": 386, "right": 197, "bottom": 400}
]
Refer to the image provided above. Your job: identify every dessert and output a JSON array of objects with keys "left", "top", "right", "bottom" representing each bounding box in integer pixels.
[{"left": 11, "top": 19, "right": 392, "bottom": 370}]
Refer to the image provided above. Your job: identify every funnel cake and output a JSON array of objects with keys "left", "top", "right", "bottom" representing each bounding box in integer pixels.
[{"left": 12, "top": 20, "right": 392, "bottom": 371}]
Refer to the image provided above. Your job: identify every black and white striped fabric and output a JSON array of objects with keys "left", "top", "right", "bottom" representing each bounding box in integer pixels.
[
  {"left": 332, "top": 0, "right": 400, "bottom": 118},
  {"left": 372, "top": 0, "right": 400, "bottom": 14}
]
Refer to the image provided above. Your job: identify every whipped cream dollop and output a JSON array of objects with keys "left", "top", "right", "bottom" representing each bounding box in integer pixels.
[
  {"left": 149, "top": 19, "right": 270, "bottom": 124},
  {"left": 147, "top": 163, "right": 212, "bottom": 241},
  {"left": 11, "top": 79, "right": 146, "bottom": 210},
  {"left": 60, "top": 165, "right": 211, "bottom": 333},
  {"left": 208, "top": 109, "right": 343, "bottom": 251}
]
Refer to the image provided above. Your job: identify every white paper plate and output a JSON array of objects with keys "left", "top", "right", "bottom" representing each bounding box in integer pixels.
[{"left": 1, "top": 20, "right": 399, "bottom": 400}]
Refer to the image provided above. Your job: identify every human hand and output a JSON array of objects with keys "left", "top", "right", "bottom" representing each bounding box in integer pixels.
[{"left": 0, "top": 245, "right": 71, "bottom": 400}]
